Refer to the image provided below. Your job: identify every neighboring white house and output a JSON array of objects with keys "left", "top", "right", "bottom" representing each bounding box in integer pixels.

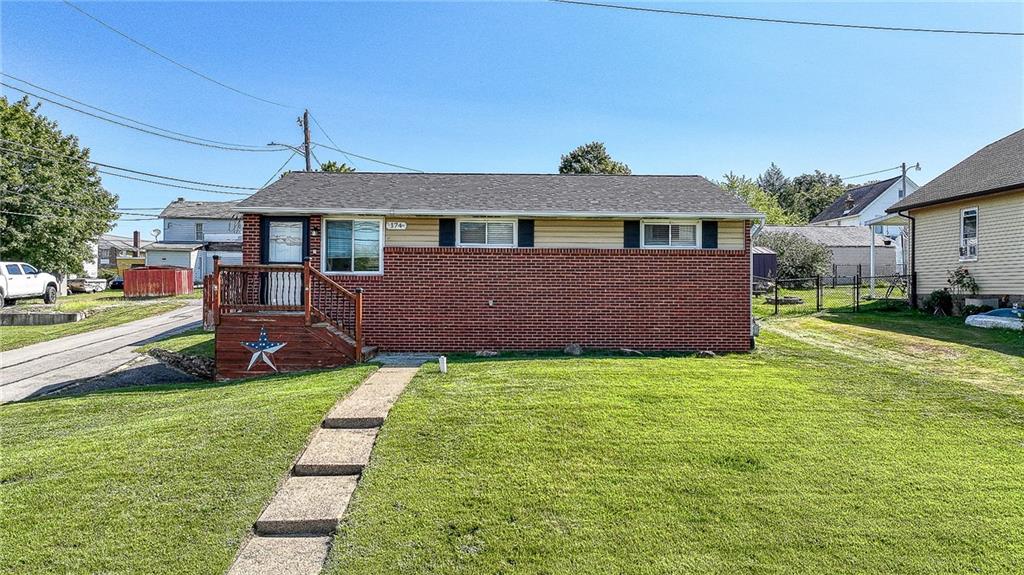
[
  {"left": 810, "top": 176, "right": 919, "bottom": 235},
  {"left": 809, "top": 176, "right": 919, "bottom": 272},
  {"left": 157, "top": 198, "right": 243, "bottom": 282}
]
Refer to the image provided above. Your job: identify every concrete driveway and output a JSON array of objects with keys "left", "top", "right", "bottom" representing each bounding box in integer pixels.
[{"left": 0, "top": 301, "right": 202, "bottom": 404}]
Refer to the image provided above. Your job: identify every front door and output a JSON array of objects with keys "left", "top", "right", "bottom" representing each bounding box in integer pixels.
[{"left": 263, "top": 219, "right": 306, "bottom": 306}]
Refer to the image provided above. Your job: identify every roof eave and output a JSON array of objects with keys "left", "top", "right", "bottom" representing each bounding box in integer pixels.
[
  {"left": 886, "top": 182, "right": 1024, "bottom": 213},
  {"left": 232, "top": 206, "right": 763, "bottom": 220}
]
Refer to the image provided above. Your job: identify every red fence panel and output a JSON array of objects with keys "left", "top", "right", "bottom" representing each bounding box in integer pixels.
[{"left": 124, "top": 266, "right": 192, "bottom": 297}]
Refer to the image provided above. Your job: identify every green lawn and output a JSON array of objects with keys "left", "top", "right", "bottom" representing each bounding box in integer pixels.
[
  {"left": 0, "top": 366, "right": 375, "bottom": 575},
  {"left": 325, "top": 311, "right": 1024, "bottom": 574},
  {"left": 1, "top": 290, "right": 202, "bottom": 352},
  {"left": 138, "top": 326, "right": 215, "bottom": 358}
]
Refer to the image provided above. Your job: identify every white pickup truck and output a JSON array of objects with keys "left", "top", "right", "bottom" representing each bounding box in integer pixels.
[{"left": 0, "top": 261, "right": 61, "bottom": 308}]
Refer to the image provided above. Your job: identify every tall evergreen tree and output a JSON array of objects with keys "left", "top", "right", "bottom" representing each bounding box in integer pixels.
[
  {"left": 0, "top": 97, "right": 118, "bottom": 276},
  {"left": 756, "top": 163, "right": 788, "bottom": 198}
]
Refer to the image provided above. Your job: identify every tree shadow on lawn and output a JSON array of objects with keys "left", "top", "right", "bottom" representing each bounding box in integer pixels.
[
  {"left": 20, "top": 363, "right": 370, "bottom": 404},
  {"left": 436, "top": 348, "right": 727, "bottom": 366},
  {"left": 819, "top": 308, "right": 1024, "bottom": 358}
]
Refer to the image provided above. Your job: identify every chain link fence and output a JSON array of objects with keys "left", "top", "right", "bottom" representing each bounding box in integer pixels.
[{"left": 754, "top": 274, "right": 911, "bottom": 317}]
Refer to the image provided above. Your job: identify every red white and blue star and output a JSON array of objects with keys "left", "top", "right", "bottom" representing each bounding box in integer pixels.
[{"left": 242, "top": 327, "right": 287, "bottom": 371}]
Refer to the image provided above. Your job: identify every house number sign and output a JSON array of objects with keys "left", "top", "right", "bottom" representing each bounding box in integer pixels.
[{"left": 386, "top": 221, "right": 407, "bottom": 230}]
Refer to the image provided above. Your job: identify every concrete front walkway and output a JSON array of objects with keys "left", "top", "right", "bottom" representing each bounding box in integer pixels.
[
  {"left": 0, "top": 301, "right": 202, "bottom": 403},
  {"left": 227, "top": 363, "right": 423, "bottom": 575}
]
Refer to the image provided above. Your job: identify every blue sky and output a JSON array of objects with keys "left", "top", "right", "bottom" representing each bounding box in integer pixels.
[{"left": 2, "top": 1, "right": 1022, "bottom": 236}]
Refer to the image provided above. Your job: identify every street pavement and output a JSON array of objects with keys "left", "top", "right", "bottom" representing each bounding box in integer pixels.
[{"left": 0, "top": 301, "right": 202, "bottom": 403}]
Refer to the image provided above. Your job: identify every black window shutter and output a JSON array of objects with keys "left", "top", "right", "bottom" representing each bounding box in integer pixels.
[
  {"left": 439, "top": 218, "right": 456, "bottom": 246},
  {"left": 702, "top": 220, "right": 719, "bottom": 249},
  {"left": 259, "top": 216, "right": 269, "bottom": 264},
  {"left": 518, "top": 219, "right": 534, "bottom": 247},
  {"left": 623, "top": 220, "right": 640, "bottom": 248}
]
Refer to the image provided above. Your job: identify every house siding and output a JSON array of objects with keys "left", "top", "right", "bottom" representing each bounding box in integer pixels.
[
  {"left": 912, "top": 188, "right": 1024, "bottom": 297},
  {"left": 164, "top": 217, "right": 240, "bottom": 242},
  {"left": 240, "top": 214, "right": 753, "bottom": 353},
  {"left": 376, "top": 216, "right": 745, "bottom": 249}
]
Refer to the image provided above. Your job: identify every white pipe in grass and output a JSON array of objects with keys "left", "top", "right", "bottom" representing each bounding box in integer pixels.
[{"left": 438, "top": 355, "right": 448, "bottom": 374}]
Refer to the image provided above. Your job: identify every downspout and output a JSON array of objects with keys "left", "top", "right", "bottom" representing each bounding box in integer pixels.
[
  {"left": 749, "top": 216, "right": 767, "bottom": 348},
  {"left": 899, "top": 210, "right": 916, "bottom": 307}
]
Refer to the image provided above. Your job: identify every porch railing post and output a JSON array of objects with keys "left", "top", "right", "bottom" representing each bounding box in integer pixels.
[
  {"left": 212, "top": 255, "right": 221, "bottom": 326},
  {"left": 303, "top": 257, "right": 312, "bottom": 326},
  {"left": 354, "top": 288, "right": 364, "bottom": 362}
]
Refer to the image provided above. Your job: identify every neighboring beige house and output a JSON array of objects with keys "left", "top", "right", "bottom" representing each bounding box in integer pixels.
[{"left": 886, "top": 128, "right": 1023, "bottom": 305}]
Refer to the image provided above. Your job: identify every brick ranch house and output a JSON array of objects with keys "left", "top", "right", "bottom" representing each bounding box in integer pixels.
[{"left": 208, "top": 172, "right": 763, "bottom": 379}]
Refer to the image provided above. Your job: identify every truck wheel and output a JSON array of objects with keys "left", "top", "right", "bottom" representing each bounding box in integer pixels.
[{"left": 43, "top": 285, "right": 58, "bottom": 304}]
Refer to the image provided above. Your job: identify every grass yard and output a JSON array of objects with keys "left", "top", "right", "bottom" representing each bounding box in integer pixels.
[
  {"left": 326, "top": 311, "right": 1024, "bottom": 574},
  {"left": 0, "top": 289, "right": 201, "bottom": 352},
  {"left": 137, "top": 326, "right": 215, "bottom": 358},
  {"left": 0, "top": 366, "right": 375, "bottom": 575}
]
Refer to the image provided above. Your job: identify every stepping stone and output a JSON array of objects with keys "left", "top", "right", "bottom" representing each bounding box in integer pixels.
[
  {"left": 255, "top": 476, "right": 358, "bottom": 535},
  {"left": 294, "top": 428, "right": 378, "bottom": 476},
  {"left": 323, "top": 367, "right": 419, "bottom": 428},
  {"left": 227, "top": 536, "right": 330, "bottom": 575}
]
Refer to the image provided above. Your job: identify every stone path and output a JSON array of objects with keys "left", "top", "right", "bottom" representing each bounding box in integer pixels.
[{"left": 227, "top": 363, "right": 424, "bottom": 575}]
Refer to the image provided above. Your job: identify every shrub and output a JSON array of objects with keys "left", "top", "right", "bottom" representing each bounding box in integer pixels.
[
  {"left": 754, "top": 231, "right": 831, "bottom": 280},
  {"left": 923, "top": 289, "right": 953, "bottom": 316}
]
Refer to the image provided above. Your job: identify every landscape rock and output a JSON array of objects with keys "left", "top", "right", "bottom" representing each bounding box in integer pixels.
[
  {"left": 475, "top": 350, "right": 498, "bottom": 357},
  {"left": 619, "top": 348, "right": 644, "bottom": 356},
  {"left": 696, "top": 350, "right": 717, "bottom": 358},
  {"left": 148, "top": 349, "right": 215, "bottom": 380},
  {"left": 564, "top": 343, "right": 583, "bottom": 356}
]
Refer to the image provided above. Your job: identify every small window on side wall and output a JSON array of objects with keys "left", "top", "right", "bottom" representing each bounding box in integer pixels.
[
  {"left": 641, "top": 221, "right": 699, "bottom": 248},
  {"left": 960, "top": 207, "right": 978, "bottom": 261},
  {"left": 457, "top": 220, "right": 516, "bottom": 247}
]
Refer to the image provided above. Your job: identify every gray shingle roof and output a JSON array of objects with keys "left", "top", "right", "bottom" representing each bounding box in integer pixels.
[
  {"left": 236, "top": 172, "right": 761, "bottom": 218},
  {"left": 762, "top": 225, "right": 893, "bottom": 248},
  {"left": 160, "top": 199, "right": 242, "bottom": 219},
  {"left": 810, "top": 177, "right": 901, "bottom": 223},
  {"left": 887, "top": 128, "right": 1024, "bottom": 212}
]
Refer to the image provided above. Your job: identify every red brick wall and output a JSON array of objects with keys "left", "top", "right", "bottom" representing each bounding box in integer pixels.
[{"left": 241, "top": 215, "right": 753, "bottom": 353}]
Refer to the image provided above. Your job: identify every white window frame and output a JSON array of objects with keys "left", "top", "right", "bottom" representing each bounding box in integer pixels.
[
  {"left": 959, "top": 207, "right": 978, "bottom": 262},
  {"left": 640, "top": 219, "right": 702, "bottom": 249},
  {"left": 195, "top": 222, "right": 204, "bottom": 241},
  {"left": 456, "top": 218, "right": 517, "bottom": 248},
  {"left": 320, "top": 216, "right": 385, "bottom": 275}
]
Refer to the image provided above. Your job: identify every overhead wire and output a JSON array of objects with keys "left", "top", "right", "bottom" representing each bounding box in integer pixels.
[
  {"left": 549, "top": 0, "right": 1024, "bottom": 36},
  {"left": 311, "top": 141, "right": 423, "bottom": 172},
  {"left": 61, "top": 0, "right": 295, "bottom": 108},
  {"left": 0, "top": 82, "right": 288, "bottom": 153},
  {"left": 1, "top": 73, "right": 288, "bottom": 151},
  {"left": 308, "top": 112, "right": 358, "bottom": 169},
  {"left": 0, "top": 140, "right": 259, "bottom": 190}
]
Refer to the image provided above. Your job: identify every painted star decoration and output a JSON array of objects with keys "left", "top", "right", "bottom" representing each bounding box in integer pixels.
[{"left": 242, "top": 327, "right": 287, "bottom": 371}]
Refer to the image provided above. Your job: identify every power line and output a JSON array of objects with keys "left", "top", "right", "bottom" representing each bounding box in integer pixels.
[
  {"left": 841, "top": 166, "right": 902, "bottom": 181},
  {"left": 0, "top": 81, "right": 288, "bottom": 153},
  {"left": 0, "top": 209, "right": 158, "bottom": 221},
  {"left": 0, "top": 188, "right": 160, "bottom": 217},
  {"left": 549, "top": 0, "right": 1024, "bottom": 37},
  {"left": 61, "top": 0, "right": 295, "bottom": 108},
  {"left": 311, "top": 141, "right": 423, "bottom": 172},
  {"left": 260, "top": 151, "right": 299, "bottom": 188},
  {"left": 0, "top": 140, "right": 259, "bottom": 190},
  {"left": 95, "top": 170, "right": 251, "bottom": 196},
  {"left": 2, "top": 73, "right": 288, "bottom": 151},
  {"left": 308, "top": 112, "right": 358, "bottom": 169}
]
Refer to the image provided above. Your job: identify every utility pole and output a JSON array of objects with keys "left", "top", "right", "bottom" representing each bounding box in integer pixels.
[{"left": 302, "top": 109, "right": 312, "bottom": 172}]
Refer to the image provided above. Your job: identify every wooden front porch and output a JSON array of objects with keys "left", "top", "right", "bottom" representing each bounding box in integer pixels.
[{"left": 204, "top": 257, "right": 374, "bottom": 380}]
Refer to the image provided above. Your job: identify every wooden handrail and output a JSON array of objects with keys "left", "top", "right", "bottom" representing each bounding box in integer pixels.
[{"left": 309, "top": 267, "right": 358, "bottom": 301}]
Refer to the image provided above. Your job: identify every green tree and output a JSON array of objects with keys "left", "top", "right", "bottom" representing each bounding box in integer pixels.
[
  {"left": 754, "top": 231, "right": 831, "bottom": 280},
  {"left": 783, "top": 170, "right": 844, "bottom": 222},
  {"left": 756, "top": 162, "right": 788, "bottom": 198},
  {"left": 319, "top": 160, "right": 355, "bottom": 173},
  {"left": 720, "top": 173, "right": 794, "bottom": 225},
  {"left": 558, "top": 141, "right": 631, "bottom": 175},
  {"left": 0, "top": 97, "right": 118, "bottom": 276}
]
